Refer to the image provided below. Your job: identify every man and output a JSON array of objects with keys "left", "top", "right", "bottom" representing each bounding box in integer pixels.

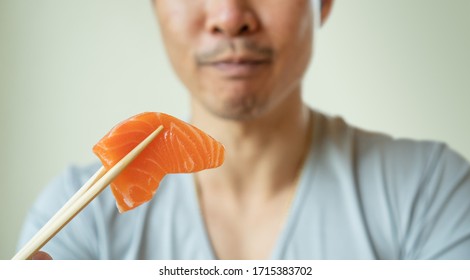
[{"left": 20, "top": 0, "right": 470, "bottom": 259}]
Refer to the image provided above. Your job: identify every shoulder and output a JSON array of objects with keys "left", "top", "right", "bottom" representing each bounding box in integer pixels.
[
  {"left": 30, "top": 163, "right": 104, "bottom": 215},
  {"left": 313, "top": 111, "right": 470, "bottom": 259},
  {"left": 19, "top": 162, "right": 193, "bottom": 259},
  {"left": 314, "top": 110, "right": 470, "bottom": 200},
  {"left": 312, "top": 110, "right": 466, "bottom": 178}
]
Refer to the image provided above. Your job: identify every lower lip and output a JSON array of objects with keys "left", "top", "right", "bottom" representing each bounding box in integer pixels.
[{"left": 207, "top": 62, "right": 269, "bottom": 78}]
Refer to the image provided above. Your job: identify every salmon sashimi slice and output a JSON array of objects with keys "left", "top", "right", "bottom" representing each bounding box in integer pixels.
[{"left": 93, "top": 112, "right": 225, "bottom": 213}]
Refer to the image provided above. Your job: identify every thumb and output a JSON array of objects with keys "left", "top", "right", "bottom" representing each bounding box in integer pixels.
[{"left": 31, "top": 251, "right": 53, "bottom": 260}]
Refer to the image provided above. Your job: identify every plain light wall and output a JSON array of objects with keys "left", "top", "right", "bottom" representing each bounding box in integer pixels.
[{"left": 1, "top": 0, "right": 469, "bottom": 259}]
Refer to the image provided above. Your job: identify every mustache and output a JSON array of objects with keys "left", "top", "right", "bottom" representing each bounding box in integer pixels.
[{"left": 196, "top": 40, "right": 274, "bottom": 65}]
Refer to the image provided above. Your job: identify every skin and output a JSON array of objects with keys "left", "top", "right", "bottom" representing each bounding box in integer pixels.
[
  {"left": 33, "top": 0, "right": 334, "bottom": 260},
  {"left": 31, "top": 251, "right": 52, "bottom": 260},
  {"left": 153, "top": 0, "right": 334, "bottom": 259},
  {"left": 156, "top": 0, "right": 311, "bottom": 120}
]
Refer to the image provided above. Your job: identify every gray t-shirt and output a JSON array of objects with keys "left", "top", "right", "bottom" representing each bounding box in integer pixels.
[{"left": 18, "top": 112, "right": 470, "bottom": 259}]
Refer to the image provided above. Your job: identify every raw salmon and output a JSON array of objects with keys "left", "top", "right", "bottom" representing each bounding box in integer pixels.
[{"left": 93, "top": 112, "right": 225, "bottom": 212}]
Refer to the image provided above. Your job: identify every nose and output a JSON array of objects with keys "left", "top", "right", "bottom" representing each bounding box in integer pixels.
[{"left": 205, "top": 0, "right": 259, "bottom": 37}]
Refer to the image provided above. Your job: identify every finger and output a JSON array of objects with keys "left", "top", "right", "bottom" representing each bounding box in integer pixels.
[{"left": 31, "top": 251, "right": 53, "bottom": 260}]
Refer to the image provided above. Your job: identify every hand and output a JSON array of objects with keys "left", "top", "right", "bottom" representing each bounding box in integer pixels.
[{"left": 31, "top": 251, "right": 53, "bottom": 260}]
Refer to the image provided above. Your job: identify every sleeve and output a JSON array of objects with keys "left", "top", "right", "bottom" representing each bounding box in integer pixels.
[
  {"left": 402, "top": 144, "right": 470, "bottom": 259},
  {"left": 17, "top": 165, "right": 103, "bottom": 260}
]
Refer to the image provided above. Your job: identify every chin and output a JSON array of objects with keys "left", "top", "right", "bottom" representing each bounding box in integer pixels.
[
  {"left": 203, "top": 96, "right": 270, "bottom": 121},
  {"left": 194, "top": 83, "right": 275, "bottom": 120}
]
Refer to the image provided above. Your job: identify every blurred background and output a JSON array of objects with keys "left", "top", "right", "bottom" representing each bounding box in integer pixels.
[{"left": 1, "top": 0, "right": 469, "bottom": 259}]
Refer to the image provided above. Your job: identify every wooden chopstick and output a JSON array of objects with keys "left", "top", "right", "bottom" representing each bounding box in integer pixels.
[{"left": 12, "top": 125, "right": 164, "bottom": 260}]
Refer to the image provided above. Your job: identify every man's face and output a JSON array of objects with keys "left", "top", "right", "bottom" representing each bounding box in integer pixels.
[{"left": 154, "top": 0, "right": 314, "bottom": 120}]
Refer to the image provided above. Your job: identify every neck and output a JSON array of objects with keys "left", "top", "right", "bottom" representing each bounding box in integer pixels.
[{"left": 190, "top": 88, "right": 312, "bottom": 199}]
